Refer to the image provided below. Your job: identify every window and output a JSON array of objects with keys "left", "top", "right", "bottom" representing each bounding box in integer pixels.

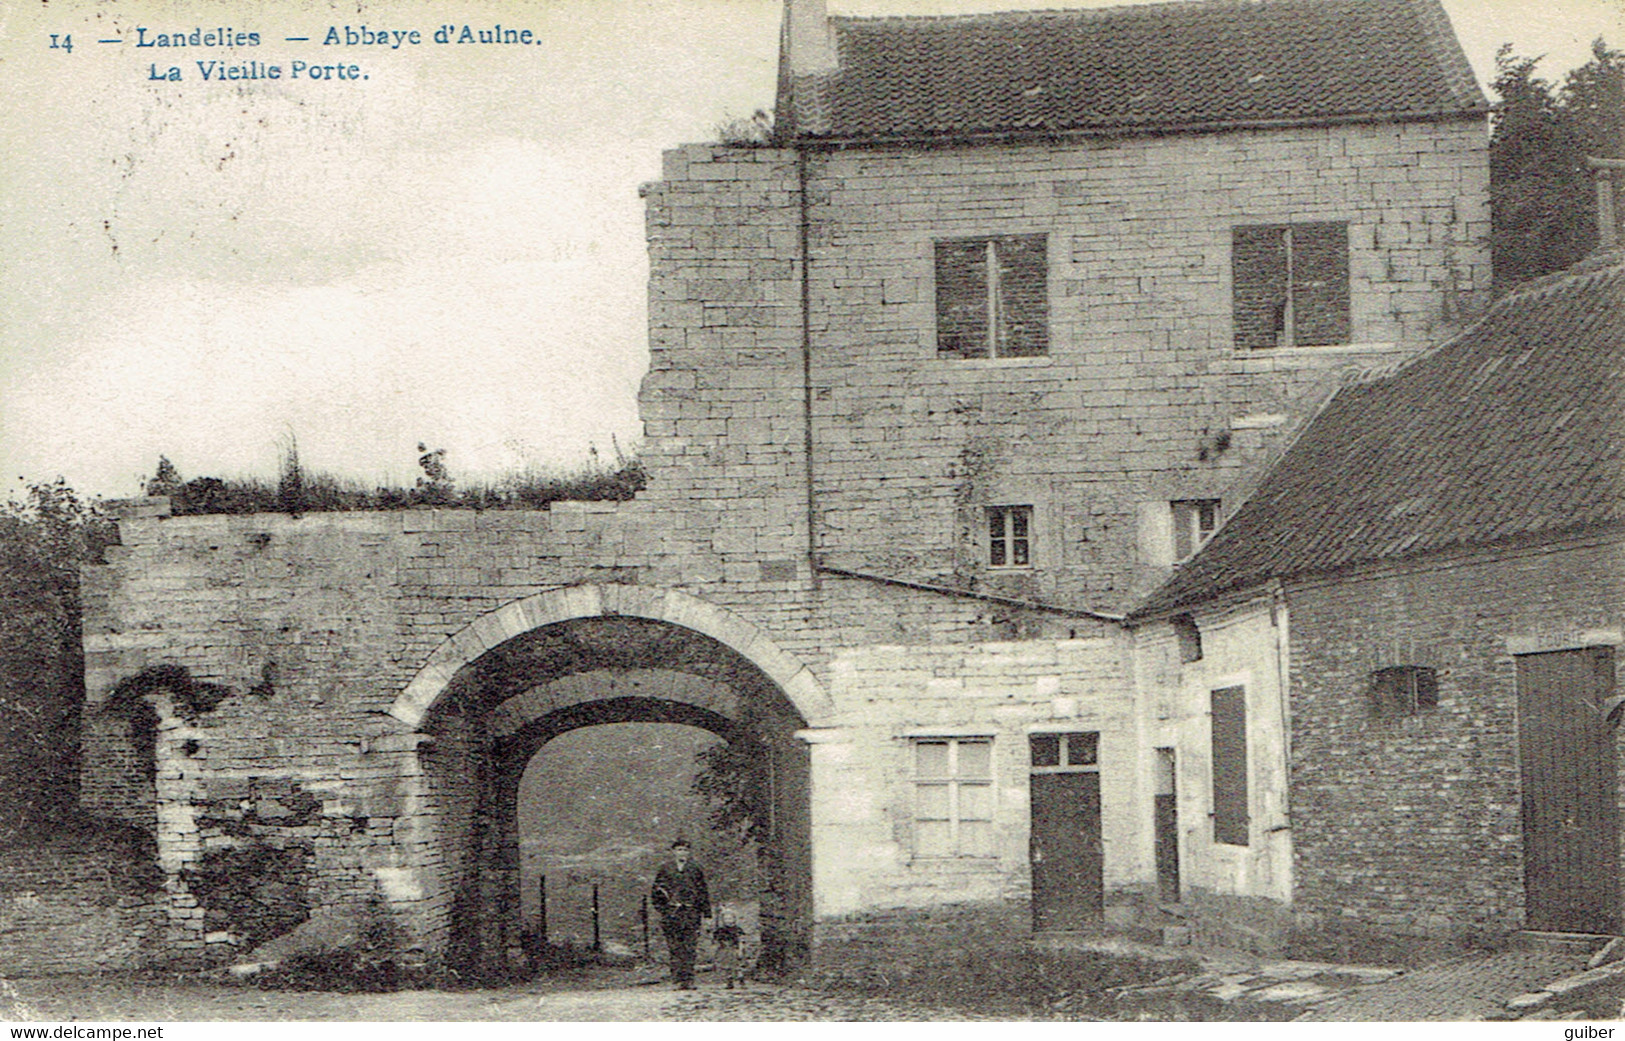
[
  {"left": 935, "top": 235, "right": 1048, "bottom": 358},
  {"left": 913, "top": 737, "right": 994, "bottom": 857},
  {"left": 1232, "top": 222, "right": 1350, "bottom": 348},
  {"left": 1369, "top": 666, "right": 1439, "bottom": 718},
  {"left": 1171, "top": 500, "right": 1219, "bottom": 561},
  {"left": 1210, "top": 685, "right": 1249, "bottom": 846},
  {"left": 1172, "top": 614, "right": 1203, "bottom": 663},
  {"left": 986, "top": 505, "right": 1033, "bottom": 568},
  {"left": 1029, "top": 731, "right": 1098, "bottom": 770}
]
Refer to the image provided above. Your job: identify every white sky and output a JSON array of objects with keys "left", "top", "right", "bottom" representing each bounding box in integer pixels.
[{"left": 2, "top": 0, "right": 1621, "bottom": 499}]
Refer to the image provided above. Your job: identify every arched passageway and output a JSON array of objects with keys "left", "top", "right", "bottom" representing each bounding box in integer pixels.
[
  {"left": 404, "top": 595, "right": 815, "bottom": 974},
  {"left": 516, "top": 721, "right": 759, "bottom": 958}
]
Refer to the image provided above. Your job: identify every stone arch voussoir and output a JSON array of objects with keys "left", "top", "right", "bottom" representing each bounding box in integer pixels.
[{"left": 389, "top": 584, "right": 831, "bottom": 729}]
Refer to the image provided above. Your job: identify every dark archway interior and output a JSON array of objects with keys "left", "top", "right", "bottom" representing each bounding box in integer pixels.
[
  {"left": 497, "top": 696, "right": 746, "bottom": 756},
  {"left": 418, "top": 615, "right": 811, "bottom": 976}
]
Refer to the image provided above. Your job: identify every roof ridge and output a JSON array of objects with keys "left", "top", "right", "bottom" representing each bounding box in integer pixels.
[
  {"left": 806, "top": 0, "right": 1488, "bottom": 142},
  {"left": 1493, "top": 250, "right": 1625, "bottom": 306}
]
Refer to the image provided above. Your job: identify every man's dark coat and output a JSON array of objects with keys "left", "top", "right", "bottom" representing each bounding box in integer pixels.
[
  {"left": 651, "top": 858, "right": 711, "bottom": 923},
  {"left": 651, "top": 857, "right": 710, "bottom": 985}
]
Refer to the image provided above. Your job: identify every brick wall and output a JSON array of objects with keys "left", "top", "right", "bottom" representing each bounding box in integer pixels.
[{"left": 1286, "top": 532, "right": 1625, "bottom": 937}]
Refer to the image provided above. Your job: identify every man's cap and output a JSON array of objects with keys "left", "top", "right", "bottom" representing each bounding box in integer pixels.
[{"left": 671, "top": 838, "right": 690, "bottom": 850}]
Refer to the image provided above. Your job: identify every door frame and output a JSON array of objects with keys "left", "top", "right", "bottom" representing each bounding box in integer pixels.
[
  {"left": 1514, "top": 643, "right": 1621, "bottom": 934},
  {"left": 1027, "top": 728, "right": 1105, "bottom": 931}
]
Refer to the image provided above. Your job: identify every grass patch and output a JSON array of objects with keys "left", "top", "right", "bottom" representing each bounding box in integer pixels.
[{"left": 148, "top": 456, "right": 647, "bottom": 516}]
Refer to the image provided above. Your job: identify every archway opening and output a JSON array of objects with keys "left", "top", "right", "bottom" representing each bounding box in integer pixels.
[
  {"left": 415, "top": 614, "right": 811, "bottom": 976},
  {"left": 517, "top": 721, "right": 761, "bottom": 959}
]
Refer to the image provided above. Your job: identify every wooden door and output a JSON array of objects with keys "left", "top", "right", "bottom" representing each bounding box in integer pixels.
[
  {"left": 1517, "top": 646, "right": 1621, "bottom": 934},
  {"left": 1030, "top": 732, "right": 1103, "bottom": 931}
]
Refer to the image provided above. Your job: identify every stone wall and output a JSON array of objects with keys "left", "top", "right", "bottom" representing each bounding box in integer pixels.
[
  {"left": 797, "top": 118, "right": 1489, "bottom": 611},
  {"left": 808, "top": 627, "right": 1136, "bottom": 921},
  {"left": 0, "top": 826, "right": 163, "bottom": 973},
  {"left": 76, "top": 499, "right": 1132, "bottom": 968},
  {"left": 810, "top": 899, "right": 1031, "bottom": 970},
  {"left": 60, "top": 113, "right": 1495, "bottom": 970},
  {"left": 641, "top": 124, "right": 1491, "bottom": 618},
  {"left": 1285, "top": 532, "right": 1625, "bottom": 939},
  {"left": 1133, "top": 593, "right": 1294, "bottom": 953}
]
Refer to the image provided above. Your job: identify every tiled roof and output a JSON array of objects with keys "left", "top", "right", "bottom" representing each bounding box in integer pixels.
[
  {"left": 781, "top": 0, "right": 1486, "bottom": 142},
  {"left": 1134, "top": 253, "right": 1625, "bottom": 618}
]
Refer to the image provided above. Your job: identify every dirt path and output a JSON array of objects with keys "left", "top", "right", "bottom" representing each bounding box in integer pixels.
[
  {"left": 8, "top": 945, "right": 1601, "bottom": 1022},
  {"left": 5, "top": 972, "right": 680, "bottom": 1022},
  {"left": 3, "top": 972, "right": 968, "bottom": 1022}
]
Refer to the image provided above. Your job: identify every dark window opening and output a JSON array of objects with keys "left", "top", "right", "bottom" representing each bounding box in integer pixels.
[
  {"left": 1172, "top": 614, "right": 1203, "bottom": 663},
  {"left": 1065, "top": 731, "right": 1098, "bottom": 767},
  {"left": 936, "top": 235, "right": 1049, "bottom": 358},
  {"left": 1369, "top": 666, "right": 1440, "bottom": 718},
  {"left": 1172, "top": 500, "right": 1219, "bottom": 561},
  {"left": 1210, "top": 684, "right": 1249, "bottom": 847},
  {"left": 1029, "top": 731, "right": 1099, "bottom": 769},
  {"left": 988, "top": 505, "right": 1033, "bottom": 568},
  {"left": 1233, "top": 222, "right": 1350, "bottom": 349}
]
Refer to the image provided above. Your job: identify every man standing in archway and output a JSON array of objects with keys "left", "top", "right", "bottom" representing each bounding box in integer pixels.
[{"left": 651, "top": 838, "right": 710, "bottom": 989}]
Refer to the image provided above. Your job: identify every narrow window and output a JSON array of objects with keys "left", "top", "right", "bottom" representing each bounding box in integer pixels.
[
  {"left": 987, "top": 505, "right": 1033, "bottom": 568},
  {"left": 1171, "top": 500, "right": 1219, "bottom": 561},
  {"left": 1369, "top": 666, "right": 1440, "bottom": 718},
  {"left": 1210, "top": 685, "right": 1249, "bottom": 846},
  {"left": 936, "top": 235, "right": 1049, "bottom": 358},
  {"left": 1172, "top": 614, "right": 1204, "bottom": 663},
  {"left": 913, "top": 737, "right": 994, "bottom": 857},
  {"left": 1232, "top": 222, "right": 1350, "bottom": 348}
]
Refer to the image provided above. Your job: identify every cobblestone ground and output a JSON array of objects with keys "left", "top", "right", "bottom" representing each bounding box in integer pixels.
[{"left": 1297, "top": 948, "right": 1592, "bottom": 1021}]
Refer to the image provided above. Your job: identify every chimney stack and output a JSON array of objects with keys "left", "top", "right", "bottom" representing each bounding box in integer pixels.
[
  {"left": 783, "top": 0, "right": 838, "bottom": 78},
  {"left": 1587, "top": 157, "right": 1625, "bottom": 250}
]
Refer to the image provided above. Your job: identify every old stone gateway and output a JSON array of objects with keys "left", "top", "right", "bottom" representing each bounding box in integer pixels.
[
  {"left": 60, "top": 0, "right": 1625, "bottom": 979},
  {"left": 407, "top": 598, "right": 815, "bottom": 969},
  {"left": 82, "top": 561, "right": 834, "bottom": 973}
]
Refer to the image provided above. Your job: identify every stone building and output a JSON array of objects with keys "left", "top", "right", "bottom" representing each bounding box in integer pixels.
[
  {"left": 1131, "top": 253, "right": 1625, "bottom": 951},
  {"left": 43, "top": 0, "right": 1498, "bottom": 973}
]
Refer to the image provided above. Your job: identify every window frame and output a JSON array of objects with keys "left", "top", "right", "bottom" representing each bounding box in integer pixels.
[
  {"left": 1028, "top": 730, "right": 1100, "bottom": 774},
  {"left": 986, "top": 504, "right": 1035, "bottom": 570},
  {"left": 1369, "top": 665, "right": 1440, "bottom": 718},
  {"left": 910, "top": 736, "right": 996, "bottom": 859},
  {"left": 1171, "top": 499, "right": 1220, "bottom": 562},
  {"left": 934, "top": 234, "right": 1050, "bottom": 360},
  {"left": 1231, "top": 221, "right": 1351, "bottom": 349}
]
